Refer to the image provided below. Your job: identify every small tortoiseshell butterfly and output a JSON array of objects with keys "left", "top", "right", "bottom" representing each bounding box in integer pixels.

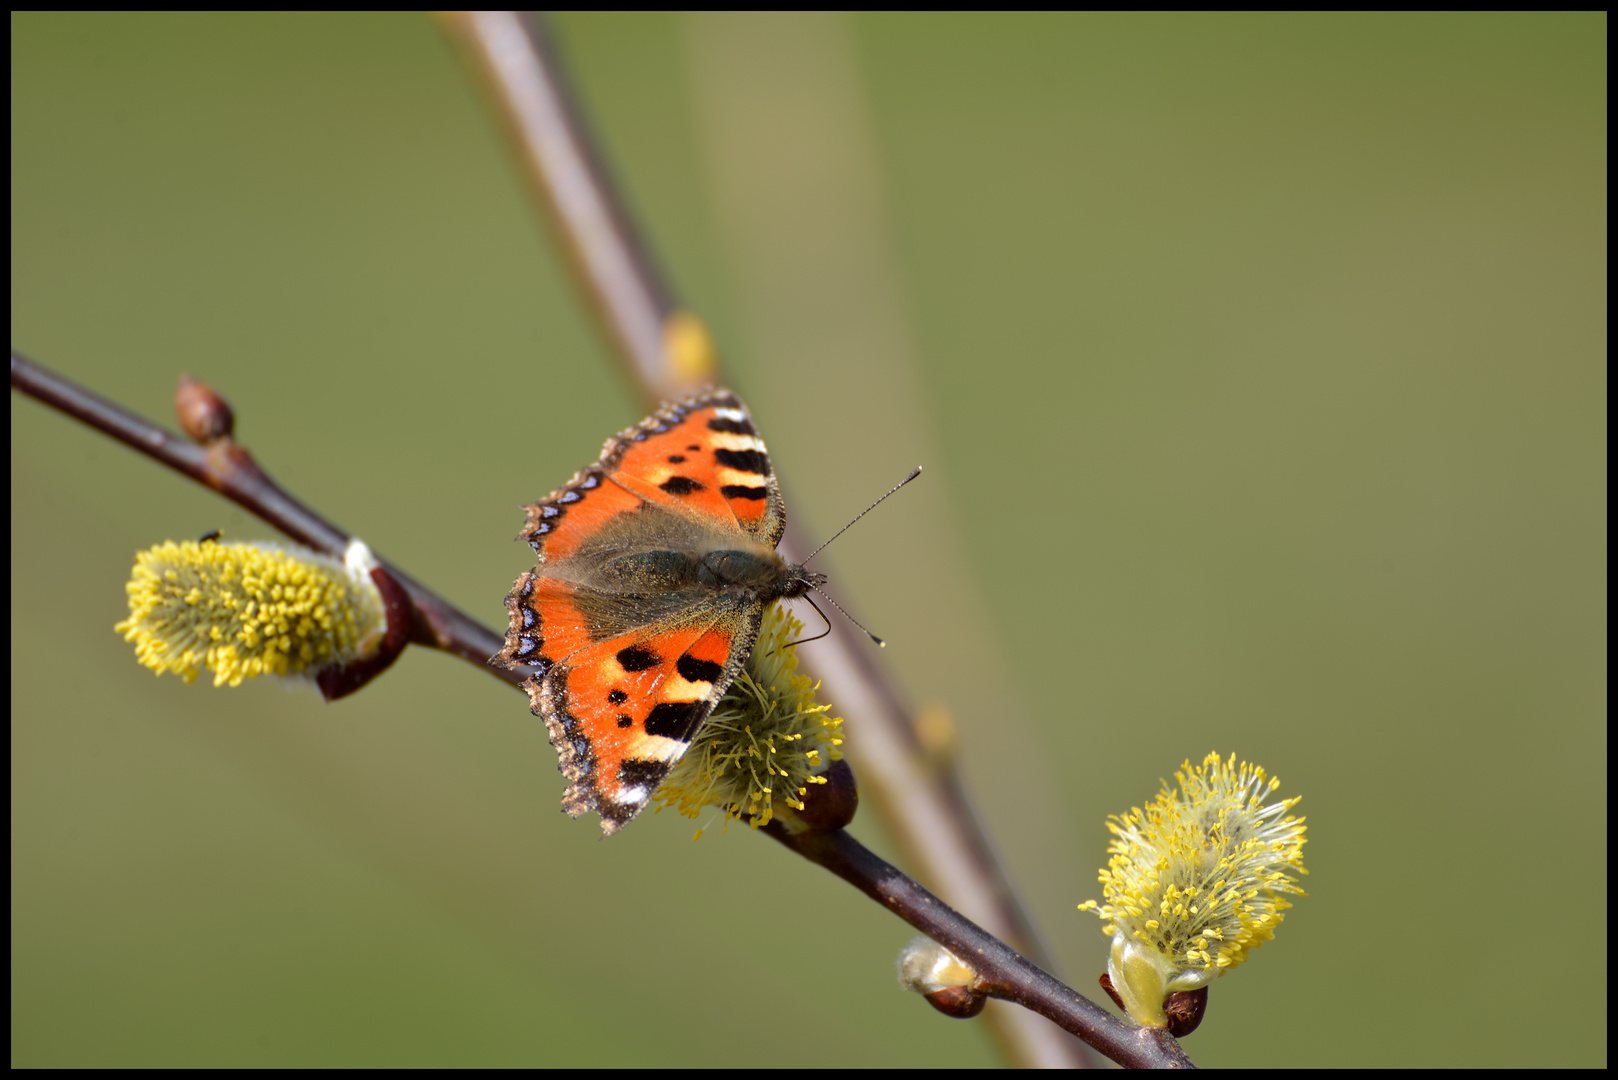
[{"left": 496, "top": 387, "right": 824, "bottom": 836}]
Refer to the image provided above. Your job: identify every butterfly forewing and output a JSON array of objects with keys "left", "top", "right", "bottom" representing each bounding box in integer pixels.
[{"left": 600, "top": 391, "right": 785, "bottom": 547}]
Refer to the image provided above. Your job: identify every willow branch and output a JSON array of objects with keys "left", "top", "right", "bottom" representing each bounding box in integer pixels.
[
  {"left": 10, "top": 350, "right": 518, "bottom": 689},
  {"left": 764, "top": 823, "right": 1194, "bottom": 1069}
]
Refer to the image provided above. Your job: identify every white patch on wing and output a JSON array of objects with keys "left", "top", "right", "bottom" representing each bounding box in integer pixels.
[
  {"left": 664, "top": 672, "right": 712, "bottom": 701},
  {"left": 717, "top": 467, "right": 768, "bottom": 488},
  {"left": 616, "top": 786, "right": 649, "bottom": 805},
  {"left": 627, "top": 733, "right": 690, "bottom": 763},
  {"left": 708, "top": 432, "right": 766, "bottom": 455},
  {"left": 712, "top": 407, "right": 749, "bottom": 424}
]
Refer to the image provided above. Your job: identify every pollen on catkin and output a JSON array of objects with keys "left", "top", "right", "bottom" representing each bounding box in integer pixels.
[
  {"left": 1077, "top": 752, "right": 1308, "bottom": 1028},
  {"left": 654, "top": 603, "right": 844, "bottom": 836},
  {"left": 115, "top": 538, "right": 385, "bottom": 688}
]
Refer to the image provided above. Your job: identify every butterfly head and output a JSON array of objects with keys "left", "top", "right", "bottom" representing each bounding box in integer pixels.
[{"left": 784, "top": 564, "right": 828, "bottom": 599}]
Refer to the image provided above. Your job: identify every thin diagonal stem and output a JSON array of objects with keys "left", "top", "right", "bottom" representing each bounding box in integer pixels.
[
  {"left": 440, "top": 10, "right": 677, "bottom": 400},
  {"left": 764, "top": 823, "right": 1195, "bottom": 1069}
]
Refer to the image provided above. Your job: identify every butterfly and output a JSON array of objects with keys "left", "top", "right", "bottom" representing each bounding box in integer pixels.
[{"left": 496, "top": 387, "right": 825, "bottom": 836}]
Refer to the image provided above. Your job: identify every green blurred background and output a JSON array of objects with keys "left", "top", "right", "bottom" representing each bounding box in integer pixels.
[{"left": 12, "top": 12, "right": 1605, "bottom": 1067}]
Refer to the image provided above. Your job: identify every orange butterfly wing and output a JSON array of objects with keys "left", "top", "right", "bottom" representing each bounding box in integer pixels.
[{"left": 497, "top": 388, "right": 802, "bottom": 835}]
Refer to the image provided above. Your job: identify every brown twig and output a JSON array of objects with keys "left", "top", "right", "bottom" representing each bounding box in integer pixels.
[
  {"left": 10, "top": 350, "right": 519, "bottom": 689},
  {"left": 437, "top": 12, "right": 1104, "bottom": 1067},
  {"left": 437, "top": 10, "right": 682, "bottom": 401},
  {"left": 763, "top": 821, "right": 1196, "bottom": 1069}
]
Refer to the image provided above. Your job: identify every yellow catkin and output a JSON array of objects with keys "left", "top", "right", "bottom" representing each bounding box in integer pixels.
[{"left": 116, "top": 539, "right": 383, "bottom": 687}]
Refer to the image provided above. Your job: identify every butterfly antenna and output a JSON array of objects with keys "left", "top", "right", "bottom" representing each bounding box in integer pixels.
[
  {"left": 786, "top": 595, "right": 834, "bottom": 649},
  {"left": 801, "top": 466, "right": 923, "bottom": 566},
  {"left": 811, "top": 586, "right": 887, "bottom": 648}
]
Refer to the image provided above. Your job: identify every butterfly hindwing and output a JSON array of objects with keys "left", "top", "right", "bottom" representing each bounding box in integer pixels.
[{"left": 529, "top": 592, "right": 763, "bottom": 834}]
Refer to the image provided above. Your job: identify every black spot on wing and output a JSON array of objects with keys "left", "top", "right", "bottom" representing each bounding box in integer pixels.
[
  {"left": 676, "top": 654, "right": 724, "bottom": 686},
  {"left": 706, "top": 415, "right": 757, "bottom": 437},
  {"left": 715, "top": 448, "right": 770, "bottom": 476},
  {"left": 645, "top": 699, "right": 706, "bottom": 740},
  {"left": 616, "top": 645, "right": 660, "bottom": 672},
  {"left": 607, "top": 686, "right": 631, "bottom": 727},
  {"left": 660, "top": 475, "right": 705, "bottom": 496},
  {"left": 721, "top": 484, "right": 768, "bottom": 501},
  {"left": 619, "top": 759, "right": 671, "bottom": 787}
]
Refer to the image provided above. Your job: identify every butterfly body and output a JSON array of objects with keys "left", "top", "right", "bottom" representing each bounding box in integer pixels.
[{"left": 498, "top": 388, "right": 823, "bottom": 835}]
